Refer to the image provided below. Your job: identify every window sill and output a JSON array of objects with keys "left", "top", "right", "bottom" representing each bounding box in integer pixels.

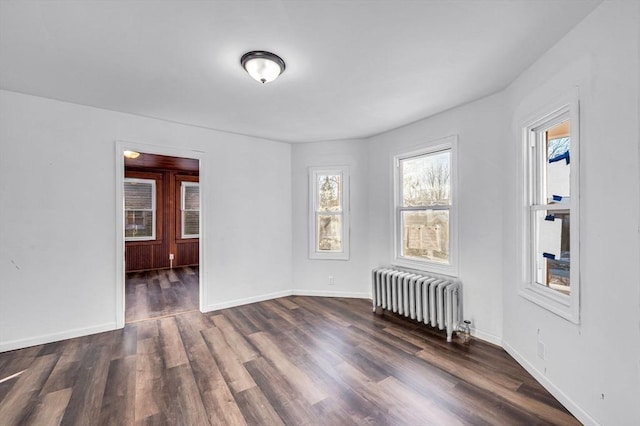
[
  {"left": 393, "top": 257, "right": 457, "bottom": 278},
  {"left": 125, "top": 239, "right": 159, "bottom": 244},
  {"left": 519, "top": 284, "right": 579, "bottom": 324},
  {"left": 309, "top": 252, "right": 350, "bottom": 261}
]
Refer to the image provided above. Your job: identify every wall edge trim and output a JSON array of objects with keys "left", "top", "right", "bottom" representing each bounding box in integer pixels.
[
  {"left": 203, "top": 290, "right": 294, "bottom": 312},
  {"left": 0, "top": 322, "right": 118, "bottom": 353},
  {"left": 502, "top": 341, "right": 600, "bottom": 426},
  {"left": 292, "top": 289, "right": 370, "bottom": 298},
  {"left": 471, "top": 328, "right": 503, "bottom": 346}
]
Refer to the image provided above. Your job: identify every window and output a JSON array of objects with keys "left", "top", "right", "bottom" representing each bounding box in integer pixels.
[
  {"left": 124, "top": 178, "right": 156, "bottom": 241},
  {"left": 309, "top": 167, "right": 349, "bottom": 260},
  {"left": 181, "top": 182, "right": 200, "bottom": 238},
  {"left": 394, "top": 136, "right": 457, "bottom": 275},
  {"left": 522, "top": 97, "right": 580, "bottom": 322}
]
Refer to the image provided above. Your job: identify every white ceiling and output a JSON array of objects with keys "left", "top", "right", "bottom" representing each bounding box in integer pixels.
[{"left": 0, "top": 1, "right": 600, "bottom": 143}]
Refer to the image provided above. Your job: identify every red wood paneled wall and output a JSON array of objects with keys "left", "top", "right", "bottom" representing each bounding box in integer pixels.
[{"left": 125, "top": 160, "right": 199, "bottom": 272}]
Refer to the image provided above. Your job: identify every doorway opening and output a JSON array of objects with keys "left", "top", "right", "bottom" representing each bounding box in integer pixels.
[{"left": 115, "top": 142, "right": 205, "bottom": 327}]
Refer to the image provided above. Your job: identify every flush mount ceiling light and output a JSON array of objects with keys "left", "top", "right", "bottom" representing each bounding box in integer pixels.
[
  {"left": 123, "top": 150, "right": 140, "bottom": 159},
  {"left": 241, "top": 51, "right": 286, "bottom": 84}
]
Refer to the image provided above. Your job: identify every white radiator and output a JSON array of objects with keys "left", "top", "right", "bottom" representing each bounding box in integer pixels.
[{"left": 371, "top": 267, "right": 461, "bottom": 342}]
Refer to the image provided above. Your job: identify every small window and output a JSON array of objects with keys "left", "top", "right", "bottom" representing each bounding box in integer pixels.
[
  {"left": 522, "top": 96, "right": 580, "bottom": 322},
  {"left": 124, "top": 178, "right": 156, "bottom": 241},
  {"left": 181, "top": 182, "right": 200, "bottom": 238},
  {"left": 394, "top": 136, "right": 457, "bottom": 275},
  {"left": 309, "top": 167, "right": 349, "bottom": 260}
]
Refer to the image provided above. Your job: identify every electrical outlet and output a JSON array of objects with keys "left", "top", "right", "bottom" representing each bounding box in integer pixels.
[
  {"left": 169, "top": 253, "right": 174, "bottom": 260},
  {"left": 328, "top": 275, "right": 335, "bottom": 285},
  {"left": 537, "top": 341, "right": 545, "bottom": 360}
]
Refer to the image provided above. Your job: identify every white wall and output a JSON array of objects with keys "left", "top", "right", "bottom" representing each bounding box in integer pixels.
[
  {"left": 0, "top": 90, "right": 292, "bottom": 351},
  {"left": 293, "top": 5, "right": 640, "bottom": 423},
  {"left": 501, "top": 1, "right": 640, "bottom": 424},
  {"left": 1, "top": 2, "right": 638, "bottom": 423},
  {"left": 365, "top": 93, "right": 506, "bottom": 344},
  {"left": 291, "top": 139, "right": 370, "bottom": 298},
  {"left": 291, "top": 93, "right": 507, "bottom": 345}
]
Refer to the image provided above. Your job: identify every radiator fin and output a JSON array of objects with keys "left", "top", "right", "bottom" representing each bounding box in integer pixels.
[{"left": 372, "top": 267, "right": 460, "bottom": 342}]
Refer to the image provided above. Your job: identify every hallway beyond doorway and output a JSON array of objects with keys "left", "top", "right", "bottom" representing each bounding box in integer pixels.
[{"left": 125, "top": 266, "right": 199, "bottom": 323}]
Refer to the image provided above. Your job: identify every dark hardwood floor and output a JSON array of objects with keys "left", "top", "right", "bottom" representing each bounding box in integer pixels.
[
  {"left": 125, "top": 266, "right": 199, "bottom": 323},
  {"left": 0, "top": 296, "right": 579, "bottom": 425}
]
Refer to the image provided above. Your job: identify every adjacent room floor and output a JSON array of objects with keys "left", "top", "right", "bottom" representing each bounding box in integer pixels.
[
  {"left": 0, "top": 296, "right": 578, "bottom": 425},
  {"left": 125, "top": 266, "right": 199, "bottom": 323}
]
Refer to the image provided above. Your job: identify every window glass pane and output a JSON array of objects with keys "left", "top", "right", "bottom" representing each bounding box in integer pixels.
[
  {"left": 317, "top": 214, "right": 342, "bottom": 251},
  {"left": 309, "top": 166, "right": 349, "bottom": 260},
  {"left": 124, "top": 181, "right": 153, "bottom": 210},
  {"left": 534, "top": 209, "right": 570, "bottom": 294},
  {"left": 401, "top": 151, "right": 450, "bottom": 207},
  {"left": 125, "top": 211, "right": 154, "bottom": 238},
  {"left": 183, "top": 211, "right": 199, "bottom": 236},
  {"left": 317, "top": 174, "right": 341, "bottom": 211},
  {"left": 545, "top": 121, "right": 570, "bottom": 204},
  {"left": 183, "top": 184, "right": 199, "bottom": 210},
  {"left": 401, "top": 210, "right": 449, "bottom": 263}
]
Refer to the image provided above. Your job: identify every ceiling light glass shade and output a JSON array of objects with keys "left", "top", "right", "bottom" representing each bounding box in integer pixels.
[
  {"left": 123, "top": 150, "right": 140, "bottom": 159},
  {"left": 241, "top": 51, "right": 285, "bottom": 84}
]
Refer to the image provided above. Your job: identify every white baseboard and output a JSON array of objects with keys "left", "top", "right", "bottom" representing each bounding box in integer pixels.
[
  {"left": 502, "top": 342, "right": 599, "bottom": 426},
  {"left": 3, "top": 292, "right": 370, "bottom": 352},
  {"left": 292, "top": 289, "right": 370, "bottom": 299},
  {"left": 0, "top": 322, "right": 118, "bottom": 353},
  {"left": 203, "top": 290, "right": 294, "bottom": 312},
  {"left": 203, "top": 290, "right": 370, "bottom": 313},
  {"left": 471, "top": 327, "right": 502, "bottom": 346}
]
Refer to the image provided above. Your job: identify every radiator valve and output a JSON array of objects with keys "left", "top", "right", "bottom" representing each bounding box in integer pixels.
[{"left": 458, "top": 320, "right": 472, "bottom": 344}]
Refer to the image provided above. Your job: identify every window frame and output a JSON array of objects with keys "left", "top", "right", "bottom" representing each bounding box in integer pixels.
[
  {"left": 393, "top": 135, "right": 458, "bottom": 276},
  {"left": 124, "top": 177, "right": 156, "bottom": 242},
  {"left": 181, "top": 181, "right": 200, "bottom": 239},
  {"left": 520, "top": 94, "right": 580, "bottom": 323},
  {"left": 308, "top": 166, "right": 350, "bottom": 260}
]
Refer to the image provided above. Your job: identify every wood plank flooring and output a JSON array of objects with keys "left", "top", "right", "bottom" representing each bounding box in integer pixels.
[
  {"left": 0, "top": 296, "right": 579, "bottom": 425},
  {"left": 125, "top": 266, "right": 199, "bottom": 323}
]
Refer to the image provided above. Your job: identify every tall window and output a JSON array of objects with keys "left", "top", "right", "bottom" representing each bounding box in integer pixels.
[
  {"left": 394, "top": 136, "right": 457, "bottom": 275},
  {"left": 181, "top": 182, "right": 200, "bottom": 238},
  {"left": 522, "top": 97, "right": 580, "bottom": 322},
  {"left": 124, "top": 178, "right": 156, "bottom": 241},
  {"left": 309, "top": 167, "right": 349, "bottom": 260}
]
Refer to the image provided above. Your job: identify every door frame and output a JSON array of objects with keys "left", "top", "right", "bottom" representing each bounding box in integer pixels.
[{"left": 115, "top": 140, "right": 206, "bottom": 328}]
